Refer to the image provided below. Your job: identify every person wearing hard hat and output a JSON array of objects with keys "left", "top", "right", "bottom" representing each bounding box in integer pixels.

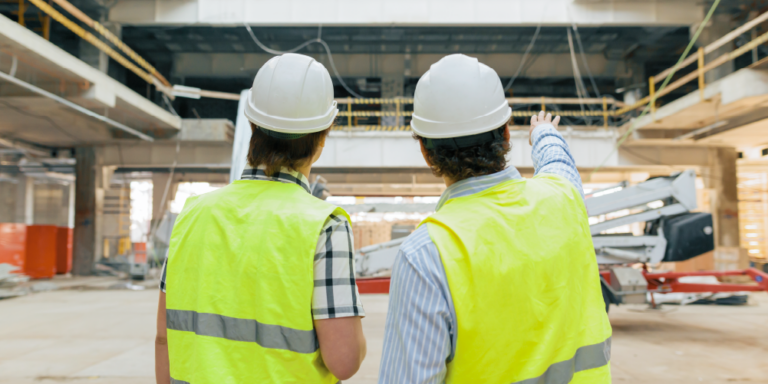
[
  {"left": 154, "top": 53, "right": 366, "bottom": 383},
  {"left": 379, "top": 54, "right": 611, "bottom": 383}
]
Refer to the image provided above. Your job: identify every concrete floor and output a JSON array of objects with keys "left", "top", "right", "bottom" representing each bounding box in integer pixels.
[{"left": 0, "top": 285, "right": 766, "bottom": 383}]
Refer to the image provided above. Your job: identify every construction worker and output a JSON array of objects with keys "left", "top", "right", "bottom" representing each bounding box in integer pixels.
[
  {"left": 379, "top": 54, "right": 612, "bottom": 383},
  {"left": 155, "top": 53, "right": 366, "bottom": 383}
]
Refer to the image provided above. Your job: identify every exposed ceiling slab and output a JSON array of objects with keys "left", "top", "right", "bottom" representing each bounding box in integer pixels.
[
  {"left": 627, "top": 68, "right": 768, "bottom": 149},
  {"left": 0, "top": 14, "right": 181, "bottom": 148},
  {"left": 172, "top": 52, "right": 632, "bottom": 79},
  {"left": 109, "top": 0, "right": 703, "bottom": 27}
]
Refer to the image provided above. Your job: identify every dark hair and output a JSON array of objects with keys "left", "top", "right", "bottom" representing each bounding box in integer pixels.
[
  {"left": 247, "top": 122, "right": 330, "bottom": 176},
  {"left": 414, "top": 125, "right": 510, "bottom": 181}
]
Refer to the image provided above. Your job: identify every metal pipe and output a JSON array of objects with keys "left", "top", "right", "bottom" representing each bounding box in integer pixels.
[
  {"left": 0, "top": 70, "right": 154, "bottom": 142},
  {"left": 48, "top": 0, "right": 171, "bottom": 87}
]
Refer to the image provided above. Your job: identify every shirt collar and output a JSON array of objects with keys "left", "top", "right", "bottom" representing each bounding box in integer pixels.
[
  {"left": 240, "top": 166, "right": 312, "bottom": 194},
  {"left": 435, "top": 166, "right": 522, "bottom": 211}
]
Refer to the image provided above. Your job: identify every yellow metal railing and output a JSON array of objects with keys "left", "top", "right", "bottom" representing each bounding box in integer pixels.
[
  {"left": 14, "top": 0, "right": 767, "bottom": 131},
  {"left": 334, "top": 96, "right": 619, "bottom": 131}
]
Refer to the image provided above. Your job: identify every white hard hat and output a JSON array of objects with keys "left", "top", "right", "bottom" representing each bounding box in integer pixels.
[
  {"left": 244, "top": 53, "right": 338, "bottom": 138},
  {"left": 411, "top": 54, "right": 511, "bottom": 139}
]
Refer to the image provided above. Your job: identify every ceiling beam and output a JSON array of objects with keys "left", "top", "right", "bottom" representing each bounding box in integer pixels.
[{"left": 110, "top": 0, "right": 702, "bottom": 27}]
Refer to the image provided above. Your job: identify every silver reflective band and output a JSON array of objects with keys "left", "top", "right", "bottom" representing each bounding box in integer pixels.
[
  {"left": 512, "top": 337, "right": 611, "bottom": 384},
  {"left": 167, "top": 309, "right": 319, "bottom": 354},
  {"left": 171, "top": 378, "right": 189, "bottom": 384}
]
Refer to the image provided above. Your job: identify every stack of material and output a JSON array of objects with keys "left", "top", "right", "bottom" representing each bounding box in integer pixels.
[
  {"left": 352, "top": 222, "right": 392, "bottom": 250},
  {"left": 351, "top": 219, "right": 422, "bottom": 250},
  {"left": 0, "top": 263, "right": 30, "bottom": 298},
  {"left": 738, "top": 172, "right": 767, "bottom": 260}
]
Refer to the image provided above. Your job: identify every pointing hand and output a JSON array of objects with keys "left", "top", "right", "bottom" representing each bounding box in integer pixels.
[{"left": 529, "top": 110, "right": 560, "bottom": 145}]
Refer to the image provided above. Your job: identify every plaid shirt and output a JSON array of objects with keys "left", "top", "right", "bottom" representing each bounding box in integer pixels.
[{"left": 160, "top": 166, "right": 365, "bottom": 320}]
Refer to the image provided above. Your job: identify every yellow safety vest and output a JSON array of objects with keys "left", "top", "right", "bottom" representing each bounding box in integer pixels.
[
  {"left": 165, "top": 179, "right": 349, "bottom": 384},
  {"left": 421, "top": 174, "right": 612, "bottom": 384}
]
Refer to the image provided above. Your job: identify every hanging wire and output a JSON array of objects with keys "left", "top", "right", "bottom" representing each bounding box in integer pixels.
[
  {"left": 504, "top": 25, "right": 541, "bottom": 92},
  {"left": 244, "top": 24, "right": 363, "bottom": 98},
  {"left": 566, "top": 28, "right": 592, "bottom": 125},
  {"left": 572, "top": 25, "right": 602, "bottom": 98},
  {"left": 588, "top": 0, "right": 722, "bottom": 179}
]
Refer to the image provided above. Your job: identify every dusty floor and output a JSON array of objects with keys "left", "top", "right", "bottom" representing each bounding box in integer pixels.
[{"left": 0, "top": 282, "right": 766, "bottom": 384}]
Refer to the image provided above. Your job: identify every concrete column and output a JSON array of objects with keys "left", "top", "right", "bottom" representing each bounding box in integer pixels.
[
  {"left": 705, "top": 147, "right": 747, "bottom": 271},
  {"left": 152, "top": 173, "right": 178, "bottom": 224},
  {"left": 79, "top": 39, "right": 109, "bottom": 73},
  {"left": 14, "top": 175, "right": 33, "bottom": 225},
  {"left": 381, "top": 76, "right": 405, "bottom": 127},
  {"left": 67, "top": 181, "right": 76, "bottom": 228},
  {"left": 697, "top": 14, "right": 735, "bottom": 84},
  {"left": 72, "top": 148, "right": 96, "bottom": 275}
]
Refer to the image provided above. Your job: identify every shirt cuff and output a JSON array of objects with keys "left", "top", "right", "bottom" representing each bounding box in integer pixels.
[{"left": 531, "top": 123, "right": 559, "bottom": 145}]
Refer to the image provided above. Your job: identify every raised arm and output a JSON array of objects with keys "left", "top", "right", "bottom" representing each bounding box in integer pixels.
[{"left": 529, "top": 111, "right": 584, "bottom": 197}]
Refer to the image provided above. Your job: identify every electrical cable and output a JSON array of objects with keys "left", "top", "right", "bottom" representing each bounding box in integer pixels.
[
  {"left": 572, "top": 25, "right": 602, "bottom": 98},
  {"left": 588, "top": 0, "right": 721, "bottom": 179},
  {"left": 504, "top": 25, "right": 541, "bottom": 91},
  {"left": 162, "top": 94, "right": 179, "bottom": 117},
  {"left": 244, "top": 24, "right": 364, "bottom": 98},
  {"left": 147, "top": 95, "right": 180, "bottom": 264},
  {"left": 566, "top": 28, "right": 592, "bottom": 125}
]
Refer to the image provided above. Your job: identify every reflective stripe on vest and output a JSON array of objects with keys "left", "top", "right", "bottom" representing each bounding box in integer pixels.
[
  {"left": 512, "top": 337, "right": 611, "bottom": 384},
  {"left": 423, "top": 174, "right": 613, "bottom": 383},
  {"left": 171, "top": 379, "right": 189, "bottom": 384},
  {"left": 166, "top": 309, "right": 319, "bottom": 354}
]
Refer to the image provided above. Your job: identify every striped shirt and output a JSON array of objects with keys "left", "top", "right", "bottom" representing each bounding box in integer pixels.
[
  {"left": 160, "top": 166, "right": 365, "bottom": 320},
  {"left": 379, "top": 124, "right": 583, "bottom": 383}
]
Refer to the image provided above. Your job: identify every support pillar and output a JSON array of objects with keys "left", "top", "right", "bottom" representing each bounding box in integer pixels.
[
  {"left": 14, "top": 175, "right": 33, "bottom": 225},
  {"left": 697, "top": 14, "right": 735, "bottom": 84},
  {"left": 151, "top": 173, "right": 178, "bottom": 229},
  {"left": 72, "top": 148, "right": 96, "bottom": 275},
  {"left": 706, "top": 147, "right": 746, "bottom": 272},
  {"left": 79, "top": 39, "right": 109, "bottom": 73}
]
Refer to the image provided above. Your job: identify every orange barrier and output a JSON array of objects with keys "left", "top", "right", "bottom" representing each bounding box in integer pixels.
[
  {"left": 56, "top": 227, "right": 73, "bottom": 274},
  {"left": 25, "top": 225, "right": 58, "bottom": 279},
  {"left": 0, "top": 223, "right": 27, "bottom": 273},
  {"left": 133, "top": 242, "right": 147, "bottom": 264}
]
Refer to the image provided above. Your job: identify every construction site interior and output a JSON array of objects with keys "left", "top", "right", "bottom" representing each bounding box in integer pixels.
[{"left": 1, "top": 0, "right": 768, "bottom": 383}]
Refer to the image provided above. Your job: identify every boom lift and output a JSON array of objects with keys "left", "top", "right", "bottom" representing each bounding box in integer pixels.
[{"left": 354, "top": 170, "right": 768, "bottom": 308}]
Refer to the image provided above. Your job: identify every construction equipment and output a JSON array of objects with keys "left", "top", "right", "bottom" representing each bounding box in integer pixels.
[{"left": 354, "top": 170, "right": 768, "bottom": 309}]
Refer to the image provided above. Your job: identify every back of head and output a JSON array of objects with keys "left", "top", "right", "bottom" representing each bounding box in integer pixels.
[
  {"left": 411, "top": 54, "right": 512, "bottom": 181},
  {"left": 244, "top": 53, "right": 338, "bottom": 175}
]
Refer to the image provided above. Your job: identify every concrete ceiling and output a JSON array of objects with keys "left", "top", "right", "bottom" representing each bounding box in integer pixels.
[{"left": 0, "top": 14, "right": 180, "bottom": 149}]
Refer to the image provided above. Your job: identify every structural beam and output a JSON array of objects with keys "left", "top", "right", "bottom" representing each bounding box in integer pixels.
[
  {"left": 72, "top": 147, "right": 96, "bottom": 276},
  {"left": 173, "top": 52, "right": 631, "bottom": 79},
  {"left": 110, "top": 0, "right": 702, "bottom": 26}
]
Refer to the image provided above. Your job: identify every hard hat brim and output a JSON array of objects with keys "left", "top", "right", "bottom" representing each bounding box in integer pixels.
[
  {"left": 410, "top": 102, "right": 512, "bottom": 139},
  {"left": 244, "top": 95, "right": 339, "bottom": 134}
]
